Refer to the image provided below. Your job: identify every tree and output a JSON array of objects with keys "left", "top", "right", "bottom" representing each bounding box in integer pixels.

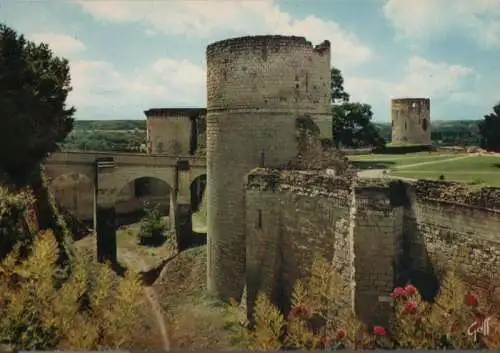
[
  {"left": 478, "top": 102, "right": 500, "bottom": 152},
  {"left": 332, "top": 103, "right": 386, "bottom": 149},
  {"left": 330, "top": 67, "right": 385, "bottom": 149},
  {"left": 330, "top": 67, "right": 350, "bottom": 104},
  {"left": 0, "top": 24, "right": 75, "bottom": 182}
]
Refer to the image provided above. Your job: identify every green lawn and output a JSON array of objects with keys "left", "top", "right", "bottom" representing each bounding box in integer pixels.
[
  {"left": 389, "top": 156, "right": 500, "bottom": 186},
  {"left": 348, "top": 153, "right": 461, "bottom": 170},
  {"left": 399, "top": 155, "right": 500, "bottom": 172}
]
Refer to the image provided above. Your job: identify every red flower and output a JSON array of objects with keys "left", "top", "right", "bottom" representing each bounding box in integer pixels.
[
  {"left": 373, "top": 325, "right": 386, "bottom": 336},
  {"left": 288, "top": 303, "right": 312, "bottom": 319},
  {"left": 465, "top": 292, "right": 479, "bottom": 306},
  {"left": 390, "top": 287, "right": 406, "bottom": 299},
  {"left": 335, "top": 328, "right": 347, "bottom": 340},
  {"left": 404, "top": 284, "right": 418, "bottom": 296},
  {"left": 403, "top": 301, "right": 418, "bottom": 314}
]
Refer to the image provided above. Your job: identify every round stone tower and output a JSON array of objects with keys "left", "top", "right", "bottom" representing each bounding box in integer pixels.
[
  {"left": 206, "top": 35, "right": 331, "bottom": 301},
  {"left": 391, "top": 98, "right": 431, "bottom": 146}
]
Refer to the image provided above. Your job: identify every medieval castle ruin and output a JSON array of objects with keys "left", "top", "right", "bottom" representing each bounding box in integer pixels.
[
  {"left": 391, "top": 98, "right": 431, "bottom": 146},
  {"left": 48, "top": 35, "right": 500, "bottom": 326}
]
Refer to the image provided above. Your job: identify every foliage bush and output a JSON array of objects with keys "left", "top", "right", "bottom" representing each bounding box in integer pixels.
[
  {"left": 0, "top": 186, "right": 35, "bottom": 260},
  {"left": 233, "top": 254, "right": 498, "bottom": 350},
  {"left": 0, "top": 230, "right": 145, "bottom": 350},
  {"left": 138, "top": 202, "right": 166, "bottom": 246}
]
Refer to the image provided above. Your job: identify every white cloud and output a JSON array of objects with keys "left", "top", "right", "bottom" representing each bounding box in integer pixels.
[
  {"left": 383, "top": 0, "right": 500, "bottom": 48},
  {"left": 74, "top": 0, "right": 372, "bottom": 68},
  {"left": 29, "top": 33, "right": 86, "bottom": 59},
  {"left": 67, "top": 58, "right": 206, "bottom": 117},
  {"left": 344, "top": 56, "right": 479, "bottom": 118}
]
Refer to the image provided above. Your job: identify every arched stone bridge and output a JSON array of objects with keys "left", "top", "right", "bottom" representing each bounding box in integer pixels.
[{"left": 44, "top": 150, "right": 206, "bottom": 262}]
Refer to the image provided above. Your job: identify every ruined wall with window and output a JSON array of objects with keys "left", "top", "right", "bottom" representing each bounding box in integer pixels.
[
  {"left": 145, "top": 108, "right": 207, "bottom": 155},
  {"left": 391, "top": 98, "right": 431, "bottom": 145}
]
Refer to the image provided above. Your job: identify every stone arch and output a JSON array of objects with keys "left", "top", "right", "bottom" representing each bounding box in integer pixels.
[
  {"left": 48, "top": 172, "right": 94, "bottom": 221},
  {"left": 114, "top": 175, "right": 173, "bottom": 226}
]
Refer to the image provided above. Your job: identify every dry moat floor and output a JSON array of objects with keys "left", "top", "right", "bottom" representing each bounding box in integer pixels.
[{"left": 74, "top": 219, "right": 240, "bottom": 350}]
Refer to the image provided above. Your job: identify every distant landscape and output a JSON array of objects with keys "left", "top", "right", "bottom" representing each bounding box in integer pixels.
[{"left": 61, "top": 119, "right": 483, "bottom": 153}]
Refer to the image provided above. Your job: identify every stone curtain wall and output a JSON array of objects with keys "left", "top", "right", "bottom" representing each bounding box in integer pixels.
[
  {"left": 244, "top": 170, "right": 401, "bottom": 324},
  {"left": 402, "top": 181, "right": 500, "bottom": 297},
  {"left": 244, "top": 170, "right": 500, "bottom": 324},
  {"left": 354, "top": 185, "right": 403, "bottom": 326}
]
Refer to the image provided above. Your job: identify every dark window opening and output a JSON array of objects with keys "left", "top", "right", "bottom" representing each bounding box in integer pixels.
[
  {"left": 404, "top": 121, "right": 407, "bottom": 131},
  {"left": 260, "top": 150, "right": 265, "bottom": 167},
  {"left": 257, "top": 210, "right": 262, "bottom": 229},
  {"left": 422, "top": 118, "right": 428, "bottom": 131},
  {"left": 135, "top": 179, "right": 152, "bottom": 198},
  {"left": 156, "top": 141, "right": 164, "bottom": 153},
  {"left": 177, "top": 160, "right": 190, "bottom": 171}
]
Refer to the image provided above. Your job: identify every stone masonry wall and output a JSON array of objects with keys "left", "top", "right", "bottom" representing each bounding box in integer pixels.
[
  {"left": 50, "top": 173, "right": 170, "bottom": 222},
  {"left": 206, "top": 35, "right": 332, "bottom": 302},
  {"left": 402, "top": 181, "right": 500, "bottom": 298},
  {"left": 145, "top": 108, "right": 206, "bottom": 155},
  {"left": 244, "top": 170, "right": 500, "bottom": 325},
  {"left": 391, "top": 98, "right": 431, "bottom": 145},
  {"left": 245, "top": 170, "right": 401, "bottom": 325}
]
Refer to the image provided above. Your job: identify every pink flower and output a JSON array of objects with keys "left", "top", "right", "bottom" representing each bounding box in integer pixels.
[
  {"left": 390, "top": 287, "right": 406, "bottom": 299},
  {"left": 403, "top": 301, "right": 418, "bottom": 314},
  {"left": 465, "top": 292, "right": 479, "bottom": 306},
  {"left": 373, "top": 325, "right": 386, "bottom": 336},
  {"left": 404, "top": 284, "right": 418, "bottom": 296},
  {"left": 335, "top": 328, "right": 347, "bottom": 340}
]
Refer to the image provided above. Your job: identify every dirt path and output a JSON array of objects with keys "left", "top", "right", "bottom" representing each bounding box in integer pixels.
[
  {"left": 121, "top": 248, "right": 171, "bottom": 351},
  {"left": 143, "top": 285, "right": 171, "bottom": 351},
  {"left": 392, "top": 155, "right": 474, "bottom": 170}
]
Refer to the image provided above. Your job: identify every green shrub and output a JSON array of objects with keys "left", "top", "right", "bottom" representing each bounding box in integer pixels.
[
  {"left": 235, "top": 254, "right": 497, "bottom": 350},
  {"left": 138, "top": 202, "right": 165, "bottom": 246},
  {"left": 0, "top": 186, "right": 35, "bottom": 260},
  {"left": 0, "top": 230, "right": 145, "bottom": 350}
]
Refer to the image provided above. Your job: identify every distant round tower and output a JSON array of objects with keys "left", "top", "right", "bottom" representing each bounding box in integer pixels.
[
  {"left": 206, "top": 35, "right": 331, "bottom": 301},
  {"left": 391, "top": 98, "right": 431, "bottom": 146}
]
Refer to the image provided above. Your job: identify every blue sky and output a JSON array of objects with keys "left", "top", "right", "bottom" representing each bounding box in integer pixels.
[{"left": 1, "top": 0, "right": 499, "bottom": 122}]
